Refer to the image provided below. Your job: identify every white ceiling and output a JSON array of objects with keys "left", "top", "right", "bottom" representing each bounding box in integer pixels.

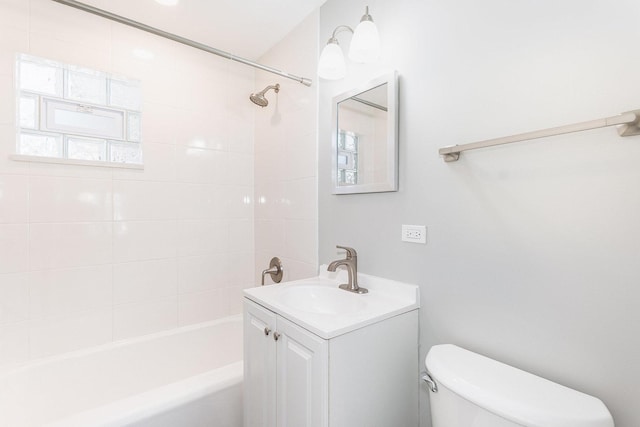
[{"left": 78, "top": 0, "right": 326, "bottom": 60}]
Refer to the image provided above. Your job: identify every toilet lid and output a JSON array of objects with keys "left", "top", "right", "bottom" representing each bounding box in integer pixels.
[{"left": 425, "top": 344, "right": 614, "bottom": 427}]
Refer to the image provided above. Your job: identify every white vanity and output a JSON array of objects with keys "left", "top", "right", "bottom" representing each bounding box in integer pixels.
[{"left": 243, "top": 266, "right": 420, "bottom": 427}]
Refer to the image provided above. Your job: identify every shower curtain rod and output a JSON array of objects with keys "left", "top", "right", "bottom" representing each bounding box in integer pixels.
[{"left": 50, "top": 0, "right": 313, "bottom": 87}]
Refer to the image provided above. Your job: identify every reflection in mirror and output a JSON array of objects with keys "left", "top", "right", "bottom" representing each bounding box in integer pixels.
[{"left": 332, "top": 72, "right": 398, "bottom": 194}]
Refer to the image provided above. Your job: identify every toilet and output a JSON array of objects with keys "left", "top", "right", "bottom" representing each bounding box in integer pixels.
[{"left": 424, "top": 344, "right": 614, "bottom": 427}]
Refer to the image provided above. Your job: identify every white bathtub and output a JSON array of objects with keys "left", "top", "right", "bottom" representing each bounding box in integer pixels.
[{"left": 0, "top": 315, "right": 243, "bottom": 427}]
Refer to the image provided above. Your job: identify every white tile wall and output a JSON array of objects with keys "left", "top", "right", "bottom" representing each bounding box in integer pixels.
[
  {"left": 0, "top": 0, "right": 29, "bottom": 31},
  {"left": 284, "top": 220, "right": 317, "bottom": 265},
  {"left": 113, "top": 259, "right": 177, "bottom": 305},
  {"left": 176, "top": 146, "right": 227, "bottom": 184},
  {"left": 29, "top": 266, "right": 113, "bottom": 318},
  {"left": 0, "top": 31, "right": 28, "bottom": 75},
  {"left": 0, "top": 322, "right": 29, "bottom": 366},
  {"left": 29, "top": 308, "right": 112, "bottom": 359},
  {"left": 113, "top": 297, "right": 177, "bottom": 341},
  {"left": 0, "top": 0, "right": 257, "bottom": 365},
  {"left": 140, "top": 103, "right": 182, "bottom": 145},
  {"left": 255, "top": 181, "right": 285, "bottom": 220},
  {"left": 0, "top": 77, "right": 15, "bottom": 125},
  {"left": 113, "top": 181, "right": 178, "bottom": 221},
  {"left": 228, "top": 252, "right": 255, "bottom": 288},
  {"left": 178, "top": 289, "right": 223, "bottom": 326},
  {"left": 29, "top": 0, "right": 111, "bottom": 51},
  {"left": 0, "top": 273, "right": 28, "bottom": 324},
  {"left": 229, "top": 219, "right": 254, "bottom": 254},
  {"left": 255, "top": 219, "right": 285, "bottom": 255},
  {"left": 113, "top": 221, "right": 177, "bottom": 263},
  {"left": 177, "top": 220, "right": 228, "bottom": 257},
  {"left": 29, "top": 222, "right": 113, "bottom": 270},
  {"left": 29, "top": 176, "right": 113, "bottom": 223},
  {"left": 0, "top": 175, "right": 28, "bottom": 223},
  {"left": 30, "top": 34, "right": 112, "bottom": 74},
  {"left": 112, "top": 142, "right": 177, "bottom": 182},
  {"left": 0, "top": 224, "right": 29, "bottom": 273},
  {"left": 0, "top": 1, "right": 317, "bottom": 366},
  {"left": 284, "top": 178, "right": 318, "bottom": 220},
  {"left": 176, "top": 183, "right": 226, "bottom": 220},
  {"left": 0, "top": 126, "right": 30, "bottom": 175},
  {"left": 225, "top": 186, "right": 254, "bottom": 220},
  {"left": 220, "top": 286, "right": 245, "bottom": 316},
  {"left": 177, "top": 254, "right": 228, "bottom": 294},
  {"left": 253, "top": 11, "right": 319, "bottom": 284}
]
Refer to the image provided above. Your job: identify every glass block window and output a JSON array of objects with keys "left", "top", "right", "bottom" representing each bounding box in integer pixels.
[
  {"left": 19, "top": 132, "right": 63, "bottom": 157},
  {"left": 67, "top": 136, "right": 107, "bottom": 162},
  {"left": 337, "top": 129, "right": 359, "bottom": 186},
  {"left": 19, "top": 94, "right": 38, "bottom": 129},
  {"left": 16, "top": 54, "right": 143, "bottom": 166}
]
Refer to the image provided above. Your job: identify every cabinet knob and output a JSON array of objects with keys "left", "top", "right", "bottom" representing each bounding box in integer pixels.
[
  {"left": 264, "top": 327, "right": 271, "bottom": 336},
  {"left": 273, "top": 332, "right": 281, "bottom": 341}
]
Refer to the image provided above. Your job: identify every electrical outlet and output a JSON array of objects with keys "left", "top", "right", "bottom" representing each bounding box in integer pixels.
[{"left": 402, "top": 225, "right": 427, "bottom": 244}]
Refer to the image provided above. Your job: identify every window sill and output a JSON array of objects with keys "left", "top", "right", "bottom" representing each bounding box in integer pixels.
[{"left": 10, "top": 154, "right": 144, "bottom": 170}]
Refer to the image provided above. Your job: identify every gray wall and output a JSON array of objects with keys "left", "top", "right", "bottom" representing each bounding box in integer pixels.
[{"left": 318, "top": 1, "right": 640, "bottom": 426}]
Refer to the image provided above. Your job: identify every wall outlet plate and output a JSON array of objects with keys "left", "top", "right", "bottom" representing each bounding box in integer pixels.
[{"left": 402, "top": 225, "right": 427, "bottom": 244}]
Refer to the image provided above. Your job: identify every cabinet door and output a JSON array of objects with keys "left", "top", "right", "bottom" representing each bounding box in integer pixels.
[
  {"left": 275, "top": 316, "right": 328, "bottom": 427},
  {"left": 244, "top": 300, "right": 277, "bottom": 427}
]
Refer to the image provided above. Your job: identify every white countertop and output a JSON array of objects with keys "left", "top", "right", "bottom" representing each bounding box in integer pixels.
[{"left": 243, "top": 266, "right": 420, "bottom": 339}]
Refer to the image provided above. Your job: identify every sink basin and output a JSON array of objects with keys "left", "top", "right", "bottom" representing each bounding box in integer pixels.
[
  {"left": 278, "top": 284, "right": 366, "bottom": 315},
  {"left": 244, "top": 268, "right": 419, "bottom": 339}
]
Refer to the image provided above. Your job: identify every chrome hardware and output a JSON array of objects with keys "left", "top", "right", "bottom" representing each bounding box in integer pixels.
[
  {"left": 76, "top": 104, "right": 94, "bottom": 113},
  {"left": 264, "top": 327, "right": 271, "bottom": 336},
  {"left": 327, "top": 245, "right": 368, "bottom": 294},
  {"left": 421, "top": 372, "right": 438, "bottom": 393},
  {"left": 273, "top": 332, "right": 281, "bottom": 341},
  {"left": 439, "top": 109, "right": 640, "bottom": 162},
  {"left": 51, "top": 0, "right": 313, "bottom": 87},
  {"left": 261, "top": 257, "right": 284, "bottom": 286}
]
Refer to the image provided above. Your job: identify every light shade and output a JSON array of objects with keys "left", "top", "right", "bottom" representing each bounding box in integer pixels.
[
  {"left": 349, "top": 20, "right": 380, "bottom": 63},
  {"left": 318, "top": 41, "right": 346, "bottom": 80}
]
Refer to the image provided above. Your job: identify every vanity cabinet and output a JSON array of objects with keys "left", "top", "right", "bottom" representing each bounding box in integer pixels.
[
  {"left": 243, "top": 297, "right": 419, "bottom": 427},
  {"left": 244, "top": 300, "right": 327, "bottom": 427}
]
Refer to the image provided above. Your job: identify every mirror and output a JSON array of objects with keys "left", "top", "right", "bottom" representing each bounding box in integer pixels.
[{"left": 332, "top": 71, "right": 398, "bottom": 194}]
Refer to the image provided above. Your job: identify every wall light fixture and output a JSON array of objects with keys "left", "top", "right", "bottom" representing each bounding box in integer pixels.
[{"left": 318, "top": 6, "right": 381, "bottom": 80}]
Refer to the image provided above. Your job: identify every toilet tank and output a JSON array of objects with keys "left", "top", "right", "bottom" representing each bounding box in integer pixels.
[{"left": 425, "top": 345, "right": 614, "bottom": 427}]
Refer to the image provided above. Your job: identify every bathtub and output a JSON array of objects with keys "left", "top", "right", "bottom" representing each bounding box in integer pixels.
[{"left": 0, "top": 314, "right": 243, "bottom": 427}]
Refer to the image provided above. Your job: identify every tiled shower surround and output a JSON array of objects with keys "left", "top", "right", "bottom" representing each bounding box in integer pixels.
[
  {"left": 0, "top": 0, "right": 317, "bottom": 366},
  {"left": 254, "top": 12, "right": 318, "bottom": 285}
]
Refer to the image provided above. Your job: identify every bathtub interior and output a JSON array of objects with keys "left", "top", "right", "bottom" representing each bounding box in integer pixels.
[
  {"left": 47, "top": 362, "right": 243, "bottom": 427},
  {"left": 127, "top": 381, "right": 243, "bottom": 427},
  {"left": 0, "top": 315, "right": 243, "bottom": 427}
]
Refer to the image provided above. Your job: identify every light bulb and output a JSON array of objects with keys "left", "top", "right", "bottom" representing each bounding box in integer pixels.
[
  {"left": 318, "top": 41, "right": 346, "bottom": 80},
  {"left": 348, "top": 8, "right": 380, "bottom": 63}
]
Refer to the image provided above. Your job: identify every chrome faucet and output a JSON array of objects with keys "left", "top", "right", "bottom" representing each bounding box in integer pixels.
[{"left": 327, "top": 245, "right": 368, "bottom": 294}]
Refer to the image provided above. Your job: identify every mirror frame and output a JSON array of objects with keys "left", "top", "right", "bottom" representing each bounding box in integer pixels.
[{"left": 331, "top": 71, "right": 399, "bottom": 195}]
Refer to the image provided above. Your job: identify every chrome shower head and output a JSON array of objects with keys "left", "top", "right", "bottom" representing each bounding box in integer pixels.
[
  {"left": 249, "top": 93, "right": 269, "bottom": 107},
  {"left": 250, "top": 84, "right": 280, "bottom": 107}
]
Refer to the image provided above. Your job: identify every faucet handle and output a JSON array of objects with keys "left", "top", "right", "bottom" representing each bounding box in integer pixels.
[{"left": 336, "top": 245, "right": 357, "bottom": 259}]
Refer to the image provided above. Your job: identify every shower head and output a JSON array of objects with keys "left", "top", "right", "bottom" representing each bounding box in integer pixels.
[
  {"left": 250, "top": 84, "right": 280, "bottom": 107},
  {"left": 249, "top": 93, "right": 269, "bottom": 107}
]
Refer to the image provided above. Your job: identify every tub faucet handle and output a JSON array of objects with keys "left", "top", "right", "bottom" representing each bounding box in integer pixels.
[{"left": 261, "top": 257, "right": 284, "bottom": 286}]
